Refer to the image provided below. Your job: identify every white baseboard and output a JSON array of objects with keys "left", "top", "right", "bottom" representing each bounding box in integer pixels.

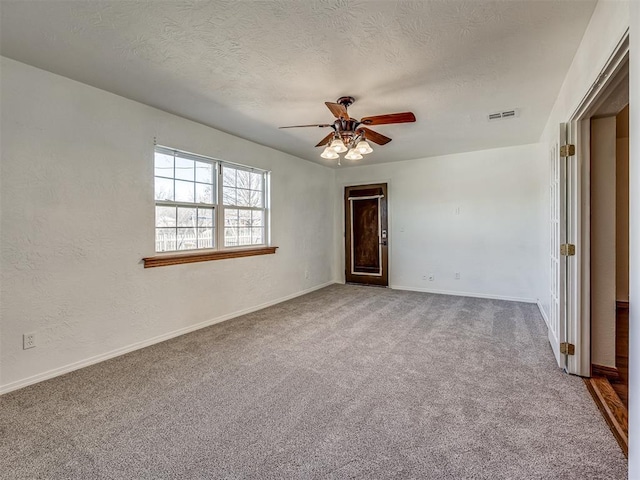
[
  {"left": 0, "top": 281, "right": 337, "bottom": 396},
  {"left": 389, "top": 284, "right": 536, "bottom": 303},
  {"left": 537, "top": 300, "right": 550, "bottom": 329}
]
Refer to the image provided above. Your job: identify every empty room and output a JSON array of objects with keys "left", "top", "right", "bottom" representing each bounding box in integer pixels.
[{"left": 1, "top": 1, "right": 638, "bottom": 479}]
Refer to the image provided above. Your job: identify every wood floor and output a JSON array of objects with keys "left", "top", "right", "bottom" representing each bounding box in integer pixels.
[{"left": 586, "top": 301, "right": 629, "bottom": 457}]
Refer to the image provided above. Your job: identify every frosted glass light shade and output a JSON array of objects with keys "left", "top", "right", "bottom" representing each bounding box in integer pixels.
[
  {"left": 330, "top": 138, "right": 347, "bottom": 153},
  {"left": 355, "top": 140, "right": 373, "bottom": 154},
  {"left": 345, "top": 148, "right": 363, "bottom": 160},
  {"left": 321, "top": 146, "right": 339, "bottom": 159}
]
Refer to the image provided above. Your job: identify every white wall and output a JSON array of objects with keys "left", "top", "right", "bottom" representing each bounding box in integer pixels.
[
  {"left": 590, "top": 116, "right": 617, "bottom": 367},
  {"left": 0, "top": 57, "right": 336, "bottom": 393},
  {"left": 335, "top": 143, "right": 546, "bottom": 303},
  {"left": 627, "top": 0, "right": 638, "bottom": 475}
]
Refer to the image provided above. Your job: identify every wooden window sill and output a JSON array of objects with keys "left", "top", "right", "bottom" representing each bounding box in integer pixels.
[{"left": 143, "top": 246, "right": 278, "bottom": 268}]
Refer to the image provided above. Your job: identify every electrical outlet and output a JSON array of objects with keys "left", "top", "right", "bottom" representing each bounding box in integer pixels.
[
  {"left": 23, "top": 333, "right": 36, "bottom": 350},
  {"left": 455, "top": 272, "right": 461, "bottom": 280},
  {"left": 422, "top": 275, "right": 428, "bottom": 281},
  {"left": 304, "top": 268, "right": 310, "bottom": 279},
  {"left": 428, "top": 274, "right": 435, "bottom": 281}
]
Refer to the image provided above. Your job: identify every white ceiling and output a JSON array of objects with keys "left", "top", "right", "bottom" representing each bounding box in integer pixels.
[{"left": 0, "top": 0, "right": 597, "bottom": 167}]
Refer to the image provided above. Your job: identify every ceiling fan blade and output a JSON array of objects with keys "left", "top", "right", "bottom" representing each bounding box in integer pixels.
[
  {"left": 357, "top": 127, "right": 392, "bottom": 145},
  {"left": 279, "top": 124, "right": 333, "bottom": 129},
  {"left": 360, "top": 112, "right": 416, "bottom": 126},
  {"left": 325, "top": 102, "right": 350, "bottom": 120},
  {"left": 315, "top": 132, "right": 335, "bottom": 147}
]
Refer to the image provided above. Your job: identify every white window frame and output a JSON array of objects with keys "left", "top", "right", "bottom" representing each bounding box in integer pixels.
[
  {"left": 219, "top": 162, "right": 270, "bottom": 249},
  {"left": 154, "top": 145, "right": 270, "bottom": 253}
]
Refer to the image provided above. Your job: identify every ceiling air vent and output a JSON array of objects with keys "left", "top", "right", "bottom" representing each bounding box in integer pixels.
[{"left": 487, "top": 109, "right": 519, "bottom": 122}]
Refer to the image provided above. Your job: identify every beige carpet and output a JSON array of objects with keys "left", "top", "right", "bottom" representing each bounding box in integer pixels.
[{"left": 0, "top": 284, "right": 627, "bottom": 479}]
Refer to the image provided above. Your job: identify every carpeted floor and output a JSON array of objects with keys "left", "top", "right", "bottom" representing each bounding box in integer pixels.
[{"left": 0, "top": 285, "right": 628, "bottom": 479}]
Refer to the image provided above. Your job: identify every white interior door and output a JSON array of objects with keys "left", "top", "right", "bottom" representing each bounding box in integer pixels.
[
  {"left": 549, "top": 123, "right": 569, "bottom": 369},
  {"left": 547, "top": 125, "right": 564, "bottom": 367},
  {"left": 565, "top": 120, "right": 587, "bottom": 376}
]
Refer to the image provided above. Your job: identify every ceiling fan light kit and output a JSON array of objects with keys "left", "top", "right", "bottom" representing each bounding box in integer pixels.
[
  {"left": 355, "top": 140, "right": 373, "bottom": 155},
  {"left": 329, "top": 137, "right": 348, "bottom": 153},
  {"left": 345, "top": 148, "right": 363, "bottom": 160},
  {"left": 320, "top": 146, "right": 339, "bottom": 159},
  {"left": 280, "top": 96, "right": 415, "bottom": 165}
]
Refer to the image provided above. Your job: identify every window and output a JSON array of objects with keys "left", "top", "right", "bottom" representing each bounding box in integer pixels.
[
  {"left": 154, "top": 146, "right": 269, "bottom": 253},
  {"left": 222, "top": 164, "right": 266, "bottom": 247}
]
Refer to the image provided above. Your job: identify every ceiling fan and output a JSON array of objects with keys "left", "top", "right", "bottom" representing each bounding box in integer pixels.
[{"left": 280, "top": 96, "right": 416, "bottom": 163}]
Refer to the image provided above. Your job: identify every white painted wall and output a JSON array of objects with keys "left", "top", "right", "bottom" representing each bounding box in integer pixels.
[
  {"left": 627, "top": 0, "right": 638, "bottom": 475},
  {"left": 0, "top": 57, "right": 336, "bottom": 393},
  {"left": 590, "top": 116, "right": 617, "bottom": 368},
  {"left": 334, "top": 143, "right": 547, "bottom": 303}
]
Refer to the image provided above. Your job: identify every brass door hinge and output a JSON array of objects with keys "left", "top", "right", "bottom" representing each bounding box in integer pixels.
[
  {"left": 560, "top": 144, "right": 575, "bottom": 157},
  {"left": 560, "top": 342, "right": 575, "bottom": 355},
  {"left": 560, "top": 244, "right": 575, "bottom": 256}
]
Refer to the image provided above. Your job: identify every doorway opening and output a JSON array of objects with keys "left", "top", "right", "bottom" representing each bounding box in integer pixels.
[{"left": 575, "top": 57, "right": 629, "bottom": 456}]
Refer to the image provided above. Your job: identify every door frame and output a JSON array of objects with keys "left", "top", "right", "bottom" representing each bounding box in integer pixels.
[
  {"left": 339, "top": 179, "right": 392, "bottom": 285},
  {"left": 345, "top": 183, "right": 389, "bottom": 286},
  {"left": 564, "top": 31, "right": 629, "bottom": 376}
]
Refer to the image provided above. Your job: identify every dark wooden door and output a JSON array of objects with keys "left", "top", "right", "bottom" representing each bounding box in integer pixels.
[{"left": 345, "top": 184, "right": 388, "bottom": 286}]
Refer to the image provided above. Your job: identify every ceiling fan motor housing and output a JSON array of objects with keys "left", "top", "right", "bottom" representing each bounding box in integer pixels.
[
  {"left": 336, "top": 96, "right": 355, "bottom": 108},
  {"left": 327, "top": 118, "right": 362, "bottom": 148}
]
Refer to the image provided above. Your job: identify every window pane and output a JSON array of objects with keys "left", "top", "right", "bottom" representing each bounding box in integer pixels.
[
  {"left": 223, "top": 167, "right": 236, "bottom": 187},
  {"left": 175, "top": 180, "right": 195, "bottom": 203},
  {"left": 197, "top": 207, "right": 213, "bottom": 227},
  {"left": 177, "top": 207, "right": 197, "bottom": 227},
  {"left": 222, "top": 165, "right": 265, "bottom": 208},
  {"left": 250, "top": 190, "right": 263, "bottom": 207},
  {"left": 175, "top": 157, "right": 195, "bottom": 181},
  {"left": 176, "top": 228, "right": 197, "bottom": 250},
  {"left": 197, "top": 228, "right": 214, "bottom": 249},
  {"left": 156, "top": 206, "right": 176, "bottom": 227},
  {"left": 195, "top": 183, "right": 213, "bottom": 204},
  {"left": 195, "top": 161, "right": 213, "bottom": 184},
  {"left": 238, "top": 227, "right": 251, "bottom": 246},
  {"left": 156, "top": 228, "right": 176, "bottom": 252},
  {"left": 252, "top": 227, "right": 264, "bottom": 244},
  {"left": 251, "top": 210, "right": 263, "bottom": 227},
  {"left": 225, "top": 208, "right": 239, "bottom": 226},
  {"left": 155, "top": 177, "right": 174, "bottom": 201},
  {"left": 250, "top": 172, "right": 263, "bottom": 190},
  {"left": 239, "top": 209, "right": 251, "bottom": 226},
  {"left": 155, "top": 152, "right": 174, "bottom": 178},
  {"left": 223, "top": 187, "right": 236, "bottom": 206},
  {"left": 237, "top": 169, "right": 251, "bottom": 189},
  {"left": 224, "top": 227, "right": 238, "bottom": 247},
  {"left": 235, "top": 189, "right": 252, "bottom": 207}
]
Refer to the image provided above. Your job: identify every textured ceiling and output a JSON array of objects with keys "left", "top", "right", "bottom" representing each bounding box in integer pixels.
[{"left": 0, "top": 0, "right": 597, "bottom": 166}]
